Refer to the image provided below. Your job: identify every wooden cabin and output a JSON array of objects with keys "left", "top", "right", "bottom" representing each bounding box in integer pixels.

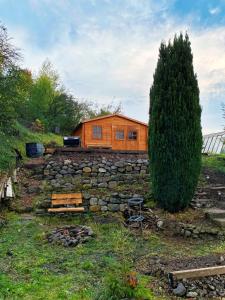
[{"left": 72, "top": 114, "right": 148, "bottom": 151}]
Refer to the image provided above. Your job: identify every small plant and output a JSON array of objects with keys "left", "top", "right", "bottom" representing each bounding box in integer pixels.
[{"left": 96, "top": 271, "right": 153, "bottom": 300}]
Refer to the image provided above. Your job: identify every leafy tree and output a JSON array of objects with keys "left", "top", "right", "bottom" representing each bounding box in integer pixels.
[
  {"left": 0, "top": 24, "right": 29, "bottom": 132},
  {"left": 0, "top": 24, "right": 20, "bottom": 70},
  {"left": 28, "top": 60, "right": 58, "bottom": 125},
  {"left": 149, "top": 33, "right": 202, "bottom": 212},
  {"left": 82, "top": 101, "right": 123, "bottom": 119},
  {"left": 47, "top": 93, "right": 84, "bottom": 134}
]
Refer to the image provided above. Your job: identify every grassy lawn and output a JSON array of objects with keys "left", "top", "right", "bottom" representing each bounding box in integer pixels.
[
  {"left": 1, "top": 212, "right": 225, "bottom": 299},
  {"left": 0, "top": 212, "right": 156, "bottom": 300}
]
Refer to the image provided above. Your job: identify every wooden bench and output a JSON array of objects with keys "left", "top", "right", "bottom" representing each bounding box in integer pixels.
[{"left": 48, "top": 193, "right": 85, "bottom": 213}]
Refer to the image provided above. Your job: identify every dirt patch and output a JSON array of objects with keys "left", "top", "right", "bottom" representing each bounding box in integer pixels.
[
  {"left": 202, "top": 167, "right": 225, "bottom": 186},
  {"left": 136, "top": 253, "right": 225, "bottom": 275}
]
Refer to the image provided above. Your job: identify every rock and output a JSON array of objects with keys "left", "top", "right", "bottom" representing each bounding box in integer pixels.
[
  {"left": 44, "top": 169, "right": 50, "bottom": 176},
  {"left": 172, "top": 283, "right": 186, "bottom": 297},
  {"left": 99, "top": 168, "right": 106, "bottom": 173},
  {"left": 108, "top": 181, "right": 117, "bottom": 189},
  {"left": 184, "top": 230, "right": 192, "bottom": 238},
  {"left": 90, "top": 198, "right": 98, "bottom": 205},
  {"left": 101, "top": 206, "right": 108, "bottom": 211},
  {"left": 83, "top": 167, "right": 92, "bottom": 173},
  {"left": 98, "top": 199, "right": 106, "bottom": 206},
  {"left": 64, "top": 159, "right": 71, "bottom": 165},
  {"left": 98, "top": 183, "right": 108, "bottom": 188},
  {"left": 208, "top": 284, "right": 215, "bottom": 291},
  {"left": 156, "top": 220, "right": 164, "bottom": 229},
  {"left": 82, "top": 184, "right": 92, "bottom": 189},
  {"left": 119, "top": 204, "right": 126, "bottom": 211},
  {"left": 115, "top": 161, "right": 124, "bottom": 167},
  {"left": 126, "top": 166, "right": 132, "bottom": 172},
  {"left": 108, "top": 204, "right": 120, "bottom": 212},
  {"left": 60, "top": 170, "right": 68, "bottom": 175},
  {"left": 90, "top": 205, "right": 101, "bottom": 212},
  {"left": 186, "top": 291, "right": 198, "bottom": 298},
  {"left": 220, "top": 256, "right": 225, "bottom": 263}
]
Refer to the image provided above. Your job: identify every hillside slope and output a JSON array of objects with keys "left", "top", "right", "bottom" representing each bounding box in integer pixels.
[{"left": 0, "top": 123, "right": 62, "bottom": 172}]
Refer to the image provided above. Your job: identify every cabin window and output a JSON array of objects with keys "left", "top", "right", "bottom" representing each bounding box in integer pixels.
[
  {"left": 128, "top": 130, "right": 137, "bottom": 140},
  {"left": 92, "top": 125, "right": 102, "bottom": 139},
  {"left": 116, "top": 130, "right": 124, "bottom": 140}
]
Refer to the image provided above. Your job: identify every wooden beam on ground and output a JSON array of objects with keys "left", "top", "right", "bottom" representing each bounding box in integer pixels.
[
  {"left": 51, "top": 193, "right": 82, "bottom": 200},
  {"left": 170, "top": 265, "right": 225, "bottom": 280},
  {"left": 52, "top": 198, "right": 82, "bottom": 205},
  {"left": 48, "top": 207, "right": 85, "bottom": 213}
]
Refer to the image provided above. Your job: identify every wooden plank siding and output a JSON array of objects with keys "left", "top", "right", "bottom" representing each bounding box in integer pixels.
[{"left": 73, "top": 114, "right": 148, "bottom": 151}]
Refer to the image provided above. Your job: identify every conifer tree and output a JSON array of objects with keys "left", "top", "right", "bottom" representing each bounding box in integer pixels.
[{"left": 149, "top": 33, "right": 202, "bottom": 212}]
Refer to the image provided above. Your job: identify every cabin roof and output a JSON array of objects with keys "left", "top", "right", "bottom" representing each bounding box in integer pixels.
[{"left": 74, "top": 114, "right": 148, "bottom": 132}]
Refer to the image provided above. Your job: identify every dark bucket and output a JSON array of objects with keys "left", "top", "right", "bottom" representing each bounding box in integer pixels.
[{"left": 26, "top": 143, "right": 45, "bottom": 158}]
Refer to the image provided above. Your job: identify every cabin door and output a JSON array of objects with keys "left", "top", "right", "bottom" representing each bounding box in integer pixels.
[
  {"left": 103, "top": 124, "right": 112, "bottom": 148},
  {"left": 112, "top": 125, "right": 127, "bottom": 150}
]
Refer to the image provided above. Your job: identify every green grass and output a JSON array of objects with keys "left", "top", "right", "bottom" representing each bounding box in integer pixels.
[
  {"left": 202, "top": 154, "right": 225, "bottom": 173},
  {"left": 0, "top": 123, "right": 62, "bottom": 172},
  {"left": 0, "top": 212, "right": 158, "bottom": 300},
  {"left": 2, "top": 212, "right": 225, "bottom": 299}
]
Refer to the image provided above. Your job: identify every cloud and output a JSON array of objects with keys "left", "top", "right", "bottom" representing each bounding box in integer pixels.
[
  {"left": 209, "top": 7, "right": 221, "bottom": 15},
  {"left": 4, "top": 0, "right": 225, "bottom": 134}
]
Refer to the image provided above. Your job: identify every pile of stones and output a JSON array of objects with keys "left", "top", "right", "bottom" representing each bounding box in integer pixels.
[
  {"left": 173, "top": 275, "right": 225, "bottom": 298},
  {"left": 47, "top": 225, "right": 94, "bottom": 247},
  {"left": 174, "top": 222, "right": 225, "bottom": 239}
]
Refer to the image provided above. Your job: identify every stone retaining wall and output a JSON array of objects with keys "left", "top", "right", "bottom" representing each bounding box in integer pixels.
[{"left": 43, "top": 152, "right": 149, "bottom": 212}]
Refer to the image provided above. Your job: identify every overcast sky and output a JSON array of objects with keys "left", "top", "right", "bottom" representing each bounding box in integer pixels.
[{"left": 1, "top": 0, "right": 225, "bottom": 134}]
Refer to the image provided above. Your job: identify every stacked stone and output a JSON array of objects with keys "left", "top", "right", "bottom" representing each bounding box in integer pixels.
[
  {"left": 174, "top": 222, "right": 225, "bottom": 239},
  {"left": 83, "top": 192, "right": 142, "bottom": 212},
  {"left": 42, "top": 156, "right": 149, "bottom": 212}
]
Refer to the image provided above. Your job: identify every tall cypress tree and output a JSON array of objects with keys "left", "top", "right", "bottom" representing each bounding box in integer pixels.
[{"left": 149, "top": 33, "right": 202, "bottom": 212}]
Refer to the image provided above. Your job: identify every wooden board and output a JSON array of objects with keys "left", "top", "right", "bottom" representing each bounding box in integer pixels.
[
  {"left": 48, "top": 207, "right": 85, "bottom": 213},
  {"left": 51, "top": 193, "right": 82, "bottom": 200},
  {"left": 170, "top": 265, "right": 225, "bottom": 280},
  {"left": 52, "top": 198, "right": 82, "bottom": 205}
]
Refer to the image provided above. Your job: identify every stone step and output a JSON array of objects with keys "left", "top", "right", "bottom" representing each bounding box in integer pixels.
[
  {"left": 205, "top": 208, "right": 225, "bottom": 219},
  {"left": 195, "top": 192, "right": 208, "bottom": 196},
  {"left": 191, "top": 199, "right": 213, "bottom": 208},
  {"left": 210, "top": 186, "right": 225, "bottom": 191},
  {"left": 192, "top": 199, "right": 212, "bottom": 203},
  {"left": 212, "top": 218, "right": 225, "bottom": 227}
]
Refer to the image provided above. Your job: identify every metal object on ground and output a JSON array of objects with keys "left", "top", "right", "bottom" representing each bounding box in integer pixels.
[
  {"left": 63, "top": 136, "right": 80, "bottom": 147},
  {"left": 202, "top": 131, "right": 225, "bottom": 154},
  {"left": 127, "top": 197, "right": 144, "bottom": 231}
]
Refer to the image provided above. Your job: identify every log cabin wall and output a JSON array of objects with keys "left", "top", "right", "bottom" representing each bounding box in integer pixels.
[{"left": 73, "top": 115, "right": 148, "bottom": 151}]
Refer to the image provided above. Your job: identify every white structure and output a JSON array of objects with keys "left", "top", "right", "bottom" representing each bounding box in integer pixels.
[{"left": 202, "top": 131, "right": 225, "bottom": 154}]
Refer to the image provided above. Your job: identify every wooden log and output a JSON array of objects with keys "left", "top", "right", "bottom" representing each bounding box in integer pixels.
[
  {"left": 170, "top": 265, "right": 225, "bottom": 280},
  {"left": 51, "top": 193, "right": 82, "bottom": 200},
  {"left": 52, "top": 198, "right": 82, "bottom": 205},
  {"left": 48, "top": 207, "right": 85, "bottom": 213}
]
